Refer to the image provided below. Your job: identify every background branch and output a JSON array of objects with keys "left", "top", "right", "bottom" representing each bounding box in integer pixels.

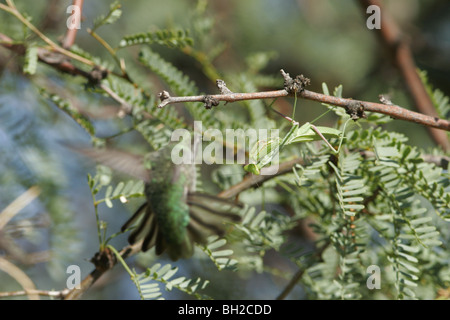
[
  {"left": 0, "top": 257, "right": 39, "bottom": 300},
  {"left": 358, "top": 0, "right": 450, "bottom": 151}
]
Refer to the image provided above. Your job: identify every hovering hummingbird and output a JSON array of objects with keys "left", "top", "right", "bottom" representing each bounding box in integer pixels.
[{"left": 75, "top": 139, "right": 242, "bottom": 261}]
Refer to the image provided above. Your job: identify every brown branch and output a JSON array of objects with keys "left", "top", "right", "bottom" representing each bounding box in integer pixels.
[
  {"left": 157, "top": 89, "right": 288, "bottom": 108},
  {"left": 300, "top": 89, "right": 450, "bottom": 131},
  {"left": 157, "top": 70, "right": 450, "bottom": 132},
  {"left": 358, "top": 0, "right": 450, "bottom": 151}
]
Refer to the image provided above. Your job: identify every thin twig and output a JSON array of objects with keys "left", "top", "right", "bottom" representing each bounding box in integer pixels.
[
  {"left": 99, "top": 83, "right": 133, "bottom": 117},
  {"left": 0, "top": 186, "right": 41, "bottom": 230},
  {"left": 158, "top": 90, "right": 289, "bottom": 108},
  {"left": 88, "top": 28, "right": 133, "bottom": 83},
  {"left": 0, "top": 288, "right": 69, "bottom": 299}
]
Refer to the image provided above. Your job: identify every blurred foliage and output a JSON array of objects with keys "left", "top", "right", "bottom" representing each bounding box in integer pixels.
[{"left": 0, "top": 0, "right": 449, "bottom": 300}]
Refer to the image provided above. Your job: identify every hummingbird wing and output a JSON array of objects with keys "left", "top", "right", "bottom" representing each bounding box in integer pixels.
[{"left": 71, "top": 147, "right": 151, "bottom": 182}]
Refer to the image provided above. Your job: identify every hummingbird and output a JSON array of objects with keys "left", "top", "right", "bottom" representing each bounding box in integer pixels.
[{"left": 75, "top": 139, "right": 242, "bottom": 261}]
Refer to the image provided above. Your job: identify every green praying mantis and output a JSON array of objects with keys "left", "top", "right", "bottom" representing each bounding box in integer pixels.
[{"left": 244, "top": 103, "right": 351, "bottom": 175}]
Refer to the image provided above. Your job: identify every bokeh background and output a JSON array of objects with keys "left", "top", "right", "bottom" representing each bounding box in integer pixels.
[{"left": 0, "top": 0, "right": 449, "bottom": 299}]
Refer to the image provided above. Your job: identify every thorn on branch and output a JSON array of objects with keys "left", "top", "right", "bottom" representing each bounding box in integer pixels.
[
  {"left": 379, "top": 94, "right": 394, "bottom": 105},
  {"left": 158, "top": 90, "right": 171, "bottom": 108},
  {"left": 87, "top": 66, "right": 108, "bottom": 85},
  {"left": 345, "top": 100, "right": 366, "bottom": 121},
  {"left": 158, "top": 90, "right": 171, "bottom": 101},
  {"left": 216, "top": 79, "right": 233, "bottom": 94},
  {"left": 203, "top": 95, "right": 220, "bottom": 109},
  {"left": 280, "top": 69, "right": 310, "bottom": 94}
]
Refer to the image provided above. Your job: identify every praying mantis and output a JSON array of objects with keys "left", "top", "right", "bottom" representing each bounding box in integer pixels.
[{"left": 244, "top": 107, "right": 351, "bottom": 175}]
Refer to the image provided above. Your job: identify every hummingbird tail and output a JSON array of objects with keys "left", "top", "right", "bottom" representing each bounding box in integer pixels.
[
  {"left": 121, "top": 204, "right": 197, "bottom": 260},
  {"left": 121, "top": 202, "right": 158, "bottom": 251},
  {"left": 121, "top": 193, "right": 242, "bottom": 261},
  {"left": 186, "top": 192, "right": 242, "bottom": 244}
]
